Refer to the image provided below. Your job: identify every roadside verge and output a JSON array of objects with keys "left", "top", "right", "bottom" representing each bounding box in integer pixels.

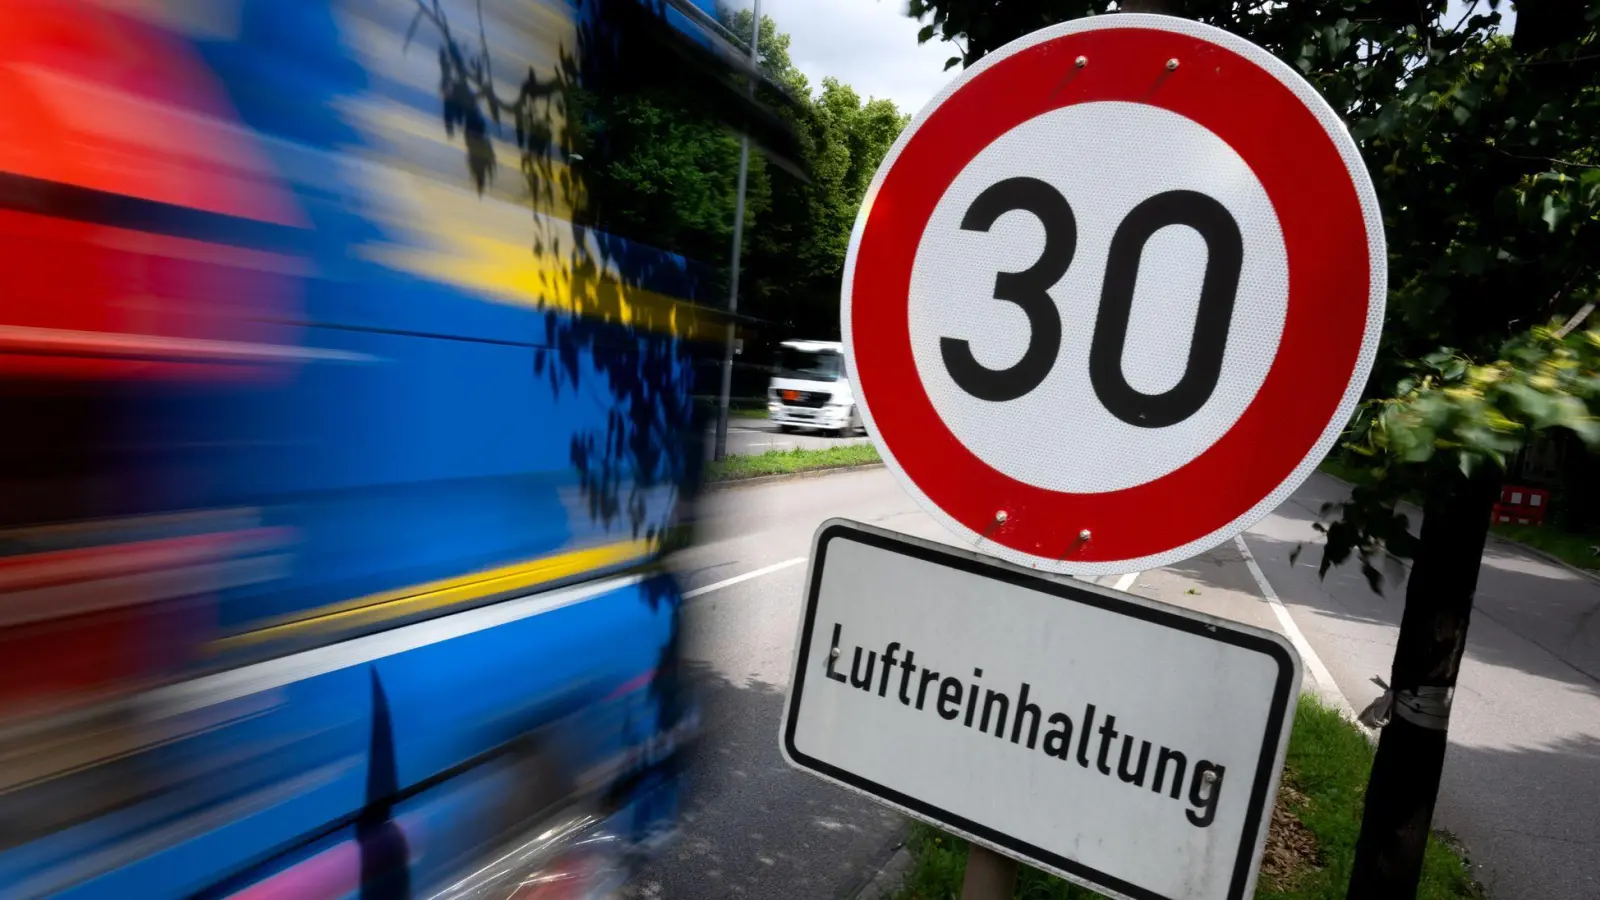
[{"left": 706, "top": 445, "right": 883, "bottom": 486}]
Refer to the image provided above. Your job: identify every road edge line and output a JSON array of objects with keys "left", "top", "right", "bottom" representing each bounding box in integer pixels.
[
  {"left": 683, "top": 557, "right": 807, "bottom": 599},
  {"left": 1110, "top": 572, "right": 1140, "bottom": 592},
  {"left": 1233, "top": 535, "right": 1360, "bottom": 723}
]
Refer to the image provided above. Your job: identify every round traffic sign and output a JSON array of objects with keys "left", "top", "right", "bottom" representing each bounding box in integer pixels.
[{"left": 844, "top": 14, "right": 1385, "bottom": 575}]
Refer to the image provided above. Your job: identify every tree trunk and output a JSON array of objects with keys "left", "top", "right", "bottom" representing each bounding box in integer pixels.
[
  {"left": 1346, "top": 465, "right": 1501, "bottom": 898},
  {"left": 1346, "top": 2, "right": 1585, "bottom": 895},
  {"left": 1554, "top": 430, "right": 1597, "bottom": 533}
]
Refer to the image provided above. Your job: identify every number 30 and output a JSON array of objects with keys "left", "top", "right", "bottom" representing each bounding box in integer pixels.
[{"left": 939, "top": 177, "right": 1244, "bottom": 429}]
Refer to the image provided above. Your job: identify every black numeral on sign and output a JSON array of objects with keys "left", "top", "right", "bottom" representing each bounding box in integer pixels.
[
  {"left": 1090, "top": 190, "right": 1243, "bottom": 428},
  {"left": 940, "top": 177, "right": 1075, "bottom": 402},
  {"left": 943, "top": 184, "right": 1244, "bottom": 428}
]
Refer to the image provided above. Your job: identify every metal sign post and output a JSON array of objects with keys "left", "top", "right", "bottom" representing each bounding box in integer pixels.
[
  {"left": 713, "top": 0, "right": 761, "bottom": 462},
  {"left": 962, "top": 845, "right": 1019, "bottom": 900}
]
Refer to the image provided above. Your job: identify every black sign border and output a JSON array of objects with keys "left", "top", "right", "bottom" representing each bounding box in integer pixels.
[{"left": 782, "top": 520, "right": 1297, "bottom": 900}]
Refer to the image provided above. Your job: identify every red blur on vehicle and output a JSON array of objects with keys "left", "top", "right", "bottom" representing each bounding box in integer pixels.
[
  {"left": 0, "top": 0, "right": 304, "bottom": 382},
  {"left": 0, "top": 0, "right": 309, "bottom": 721}
]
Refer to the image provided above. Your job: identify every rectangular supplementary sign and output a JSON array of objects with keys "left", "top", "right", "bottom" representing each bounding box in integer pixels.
[{"left": 780, "top": 520, "right": 1301, "bottom": 900}]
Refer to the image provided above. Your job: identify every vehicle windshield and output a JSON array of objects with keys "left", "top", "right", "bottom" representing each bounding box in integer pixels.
[{"left": 778, "top": 348, "right": 843, "bottom": 381}]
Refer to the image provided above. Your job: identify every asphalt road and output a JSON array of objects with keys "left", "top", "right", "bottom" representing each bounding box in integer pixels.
[
  {"left": 631, "top": 468, "right": 1600, "bottom": 900},
  {"left": 711, "top": 417, "right": 872, "bottom": 458}
]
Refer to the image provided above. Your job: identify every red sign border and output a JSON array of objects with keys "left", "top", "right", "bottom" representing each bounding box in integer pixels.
[{"left": 845, "top": 15, "right": 1384, "bottom": 574}]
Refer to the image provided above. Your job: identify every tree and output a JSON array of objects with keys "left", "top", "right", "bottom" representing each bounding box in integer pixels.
[
  {"left": 725, "top": 11, "right": 911, "bottom": 348},
  {"left": 907, "top": 0, "right": 1600, "bottom": 896},
  {"left": 549, "top": 5, "right": 910, "bottom": 395},
  {"left": 547, "top": 3, "right": 911, "bottom": 398},
  {"left": 809, "top": 78, "right": 908, "bottom": 274},
  {"left": 727, "top": 7, "right": 813, "bottom": 95},
  {"left": 569, "top": 85, "right": 772, "bottom": 270}
]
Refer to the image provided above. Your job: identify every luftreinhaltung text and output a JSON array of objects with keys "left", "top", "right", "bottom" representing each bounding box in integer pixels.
[{"left": 823, "top": 622, "right": 1226, "bottom": 827}]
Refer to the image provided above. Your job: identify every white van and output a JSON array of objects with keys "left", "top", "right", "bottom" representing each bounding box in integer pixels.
[{"left": 767, "top": 340, "right": 863, "bottom": 435}]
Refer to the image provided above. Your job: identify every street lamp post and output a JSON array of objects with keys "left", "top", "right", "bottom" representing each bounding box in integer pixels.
[{"left": 713, "top": 0, "right": 761, "bottom": 462}]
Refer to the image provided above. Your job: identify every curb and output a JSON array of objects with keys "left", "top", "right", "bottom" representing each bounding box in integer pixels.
[
  {"left": 1484, "top": 531, "right": 1600, "bottom": 586},
  {"left": 705, "top": 462, "right": 886, "bottom": 490},
  {"left": 847, "top": 842, "right": 913, "bottom": 900}
]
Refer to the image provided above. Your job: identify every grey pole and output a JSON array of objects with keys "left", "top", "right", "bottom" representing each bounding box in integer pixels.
[{"left": 713, "top": 0, "right": 760, "bottom": 462}]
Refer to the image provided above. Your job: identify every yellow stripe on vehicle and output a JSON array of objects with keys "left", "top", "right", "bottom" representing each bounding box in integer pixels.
[
  {"left": 350, "top": 144, "right": 715, "bottom": 342},
  {"left": 208, "top": 538, "right": 654, "bottom": 653}
]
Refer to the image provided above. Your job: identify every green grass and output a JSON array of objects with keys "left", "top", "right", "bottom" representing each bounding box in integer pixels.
[
  {"left": 887, "top": 698, "right": 1480, "bottom": 900},
  {"left": 705, "top": 444, "right": 881, "bottom": 482},
  {"left": 1316, "top": 454, "right": 1381, "bottom": 488},
  {"left": 730, "top": 404, "right": 770, "bottom": 419},
  {"left": 1491, "top": 522, "right": 1599, "bottom": 571},
  {"left": 1315, "top": 455, "right": 1427, "bottom": 507},
  {"left": 890, "top": 824, "right": 1104, "bottom": 900},
  {"left": 1265, "top": 699, "right": 1479, "bottom": 900}
]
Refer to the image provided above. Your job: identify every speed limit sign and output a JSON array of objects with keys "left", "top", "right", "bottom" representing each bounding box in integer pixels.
[{"left": 844, "top": 15, "right": 1385, "bottom": 575}]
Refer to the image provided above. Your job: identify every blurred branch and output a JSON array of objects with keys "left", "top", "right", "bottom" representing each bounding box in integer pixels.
[
  {"left": 1494, "top": 147, "right": 1600, "bottom": 170},
  {"left": 1556, "top": 302, "right": 1596, "bottom": 338}
]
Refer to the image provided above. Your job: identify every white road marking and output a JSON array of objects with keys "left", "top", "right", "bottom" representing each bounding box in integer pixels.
[
  {"left": 1234, "top": 535, "right": 1358, "bottom": 720},
  {"left": 1111, "top": 572, "right": 1140, "bottom": 592},
  {"left": 684, "top": 557, "right": 807, "bottom": 599}
]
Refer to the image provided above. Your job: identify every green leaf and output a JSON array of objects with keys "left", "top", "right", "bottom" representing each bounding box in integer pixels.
[
  {"left": 917, "top": 23, "right": 935, "bottom": 43},
  {"left": 1541, "top": 193, "right": 1570, "bottom": 231},
  {"left": 945, "top": 56, "right": 962, "bottom": 71}
]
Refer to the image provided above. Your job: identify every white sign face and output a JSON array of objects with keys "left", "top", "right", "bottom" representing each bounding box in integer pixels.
[
  {"left": 781, "top": 521, "right": 1300, "bottom": 900},
  {"left": 908, "top": 100, "right": 1289, "bottom": 495},
  {"left": 842, "top": 14, "right": 1386, "bottom": 574}
]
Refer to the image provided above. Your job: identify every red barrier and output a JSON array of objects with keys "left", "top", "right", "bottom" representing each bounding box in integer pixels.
[{"left": 1492, "top": 485, "right": 1550, "bottom": 526}]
